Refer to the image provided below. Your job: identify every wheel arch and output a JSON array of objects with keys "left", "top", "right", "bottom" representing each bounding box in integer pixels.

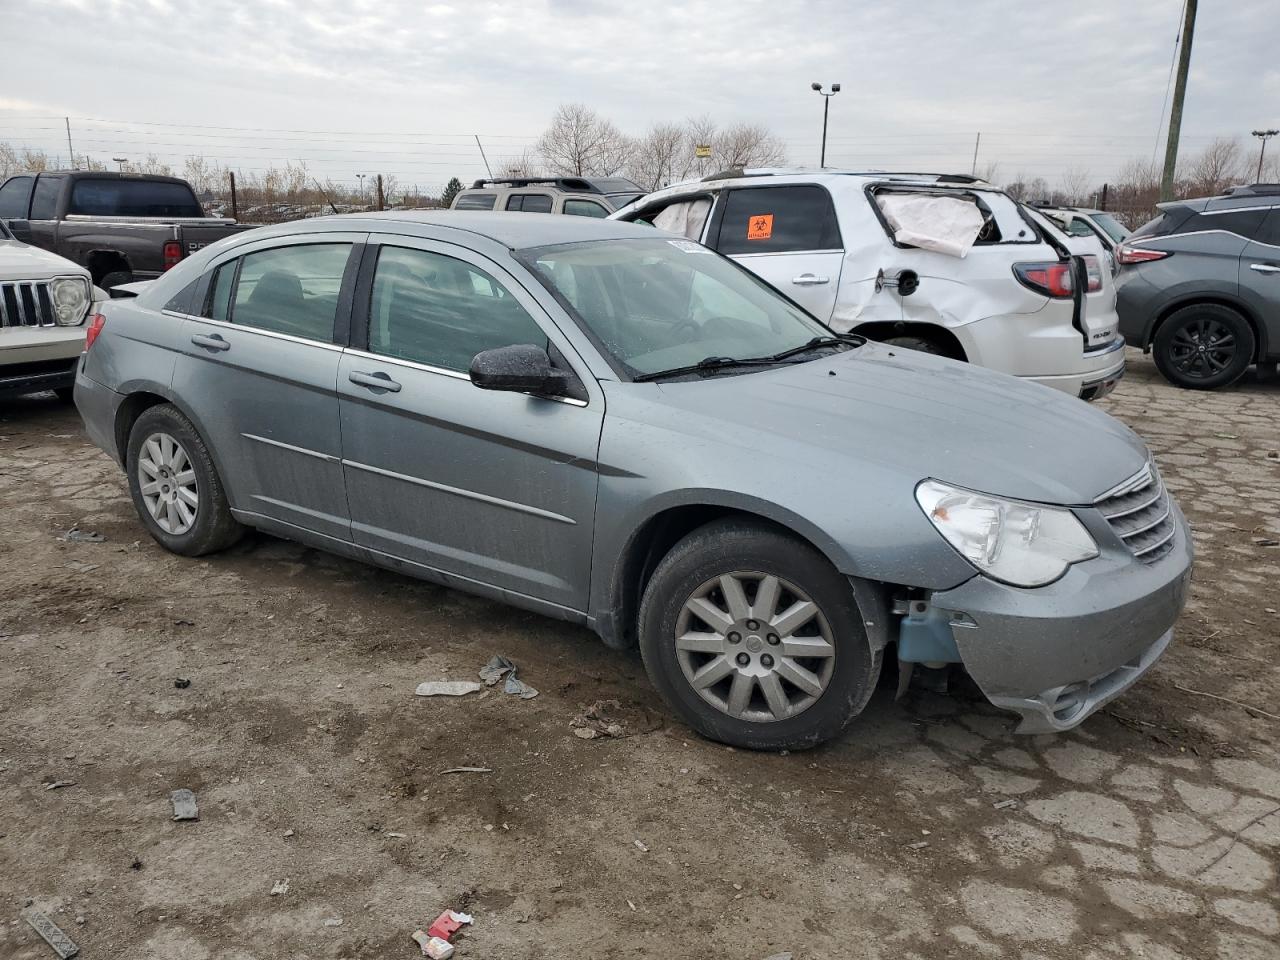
[
  {"left": 850, "top": 321, "right": 968, "bottom": 361},
  {"left": 594, "top": 497, "right": 866, "bottom": 651},
  {"left": 1149, "top": 296, "right": 1267, "bottom": 361},
  {"left": 87, "top": 249, "right": 132, "bottom": 284}
]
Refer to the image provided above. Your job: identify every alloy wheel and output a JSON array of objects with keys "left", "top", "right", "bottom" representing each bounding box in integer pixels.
[
  {"left": 674, "top": 571, "right": 836, "bottom": 723},
  {"left": 137, "top": 432, "right": 199, "bottom": 535},
  {"left": 1169, "top": 316, "right": 1236, "bottom": 380}
]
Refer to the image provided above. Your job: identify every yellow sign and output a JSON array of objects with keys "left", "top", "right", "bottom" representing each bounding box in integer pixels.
[{"left": 695, "top": 144, "right": 712, "bottom": 158}]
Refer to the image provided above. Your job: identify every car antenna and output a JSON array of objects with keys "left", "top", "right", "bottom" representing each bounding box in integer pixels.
[{"left": 312, "top": 178, "right": 340, "bottom": 215}]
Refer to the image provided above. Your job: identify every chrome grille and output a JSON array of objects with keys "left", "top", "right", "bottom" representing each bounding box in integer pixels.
[
  {"left": 0, "top": 281, "right": 57, "bottom": 328},
  {"left": 1095, "top": 463, "right": 1176, "bottom": 563}
]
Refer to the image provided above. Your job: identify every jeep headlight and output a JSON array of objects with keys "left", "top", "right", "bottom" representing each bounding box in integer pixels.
[
  {"left": 915, "top": 479, "right": 1098, "bottom": 587},
  {"left": 50, "top": 276, "right": 90, "bottom": 326}
]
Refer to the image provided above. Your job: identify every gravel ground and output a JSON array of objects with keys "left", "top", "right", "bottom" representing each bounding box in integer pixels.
[{"left": 1, "top": 349, "right": 1277, "bottom": 960}]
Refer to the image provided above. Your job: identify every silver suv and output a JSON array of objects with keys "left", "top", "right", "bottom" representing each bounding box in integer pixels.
[
  {"left": 452, "top": 176, "right": 644, "bottom": 218},
  {"left": 74, "top": 212, "right": 1191, "bottom": 749}
]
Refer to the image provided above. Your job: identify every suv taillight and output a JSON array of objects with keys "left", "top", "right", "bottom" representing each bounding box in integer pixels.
[
  {"left": 85, "top": 312, "right": 106, "bottom": 350},
  {"left": 163, "top": 240, "right": 184, "bottom": 271},
  {"left": 1081, "top": 255, "right": 1103, "bottom": 293},
  {"left": 1117, "top": 243, "right": 1171, "bottom": 265},
  {"left": 1013, "top": 261, "right": 1074, "bottom": 298}
]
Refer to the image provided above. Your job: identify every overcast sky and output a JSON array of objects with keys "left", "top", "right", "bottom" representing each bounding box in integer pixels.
[{"left": 2, "top": 0, "right": 1276, "bottom": 194}]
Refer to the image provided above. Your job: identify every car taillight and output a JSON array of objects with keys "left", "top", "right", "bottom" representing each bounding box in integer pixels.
[
  {"left": 85, "top": 312, "right": 106, "bottom": 350},
  {"left": 1117, "top": 244, "right": 1171, "bottom": 265},
  {"left": 1081, "top": 255, "right": 1103, "bottom": 293},
  {"left": 1013, "top": 261, "right": 1073, "bottom": 298},
  {"left": 163, "top": 240, "right": 184, "bottom": 270}
]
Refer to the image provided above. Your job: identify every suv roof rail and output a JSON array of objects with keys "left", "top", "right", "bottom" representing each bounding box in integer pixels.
[
  {"left": 697, "top": 168, "right": 988, "bottom": 185},
  {"left": 467, "top": 176, "right": 641, "bottom": 195},
  {"left": 1221, "top": 183, "right": 1280, "bottom": 197}
]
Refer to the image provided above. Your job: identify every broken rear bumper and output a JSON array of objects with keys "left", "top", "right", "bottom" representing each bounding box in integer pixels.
[{"left": 929, "top": 504, "right": 1193, "bottom": 733}]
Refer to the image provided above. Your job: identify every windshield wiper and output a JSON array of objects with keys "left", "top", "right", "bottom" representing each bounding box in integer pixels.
[
  {"left": 633, "top": 355, "right": 796, "bottom": 383},
  {"left": 761, "top": 335, "right": 861, "bottom": 362}
]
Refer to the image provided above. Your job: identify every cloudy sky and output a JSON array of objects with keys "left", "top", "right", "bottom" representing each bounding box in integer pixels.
[{"left": 2, "top": 0, "right": 1276, "bottom": 194}]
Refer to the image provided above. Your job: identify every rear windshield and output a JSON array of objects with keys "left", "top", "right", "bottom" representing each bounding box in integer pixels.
[
  {"left": 69, "top": 179, "right": 202, "bottom": 218},
  {"left": 1129, "top": 208, "right": 1194, "bottom": 240},
  {"left": 1090, "top": 213, "right": 1129, "bottom": 243},
  {"left": 454, "top": 193, "right": 497, "bottom": 210}
]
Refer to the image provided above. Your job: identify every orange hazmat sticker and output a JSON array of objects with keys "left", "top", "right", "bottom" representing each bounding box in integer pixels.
[{"left": 747, "top": 214, "right": 773, "bottom": 240}]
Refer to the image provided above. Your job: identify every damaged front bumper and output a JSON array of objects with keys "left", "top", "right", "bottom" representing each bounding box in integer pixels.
[{"left": 904, "top": 503, "right": 1193, "bottom": 733}]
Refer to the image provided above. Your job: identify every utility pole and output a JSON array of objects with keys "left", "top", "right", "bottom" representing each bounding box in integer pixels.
[
  {"left": 229, "top": 171, "right": 239, "bottom": 221},
  {"left": 65, "top": 118, "right": 75, "bottom": 169},
  {"left": 356, "top": 173, "right": 366, "bottom": 204},
  {"left": 1160, "top": 0, "right": 1197, "bottom": 202},
  {"left": 971, "top": 132, "right": 981, "bottom": 176},
  {"left": 475, "top": 135, "right": 493, "bottom": 178},
  {"left": 1252, "top": 129, "right": 1279, "bottom": 182},
  {"left": 376, "top": 174, "right": 385, "bottom": 211},
  {"left": 1100, "top": 182, "right": 1109, "bottom": 211}
]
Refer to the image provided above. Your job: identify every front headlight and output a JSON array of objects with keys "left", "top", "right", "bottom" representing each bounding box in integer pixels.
[
  {"left": 916, "top": 479, "right": 1098, "bottom": 587},
  {"left": 50, "top": 277, "right": 90, "bottom": 326}
]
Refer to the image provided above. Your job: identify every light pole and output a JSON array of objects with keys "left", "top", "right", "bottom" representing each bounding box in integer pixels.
[
  {"left": 356, "top": 173, "right": 366, "bottom": 203},
  {"left": 810, "top": 82, "right": 841, "bottom": 168},
  {"left": 112, "top": 156, "right": 128, "bottom": 172},
  {"left": 1252, "top": 129, "right": 1279, "bottom": 182}
]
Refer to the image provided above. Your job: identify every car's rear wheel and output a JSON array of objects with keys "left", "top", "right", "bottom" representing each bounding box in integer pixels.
[
  {"left": 1153, "top": 304, "right": 1254, "bottom": 390},
  {"left": 638, "top": 518, "right": 881, "bottom": 750},
  {"left": 126, "top": 404, "right": 242, "bottom": 556}
]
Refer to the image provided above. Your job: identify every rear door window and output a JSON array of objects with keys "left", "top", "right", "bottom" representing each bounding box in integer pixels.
[
  {"left": 1203, "top": 208, "right": 1268, "bottom": 241},
  {"left": 507, "top": 193, "right": 553, "bottom": 213},
  {"left": 68, "top": 179, "right": 203, "bottom": 217},
  {"left": 714, "top": 186, "right": 842, "bottom": 255},
  {"left": 645, "top": 198, "right": 712, "bottom": 240},
  {"left": 226, "top": 243, "right": 353, "bottom": 341},
  {"left": 563, "top": 199, "right": 609, "bottom": 218},
  {"left": 1255, "top": 209, "right": 1280, "bottom": 247},
  {"left": 0, "top": 176, "right": 34, "bottom": 218}
]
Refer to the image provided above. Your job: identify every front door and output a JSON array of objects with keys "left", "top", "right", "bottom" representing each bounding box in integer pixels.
[
  {"left": 337, "top": 236, "right": 603, "bottom": 613},
  {"left": 710, "top": 184, "right": 845, "bottom": 322},
  {"left": 175, "top": 235, "right": 362, "bottom": 542}
]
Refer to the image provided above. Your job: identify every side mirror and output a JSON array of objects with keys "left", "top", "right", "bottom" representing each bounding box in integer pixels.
[
  {"left": 5, "top": 219, "right": 32, "bottom": 243},
  {"left": 469, "top": 344, "right": 584, "bottom": 401}
]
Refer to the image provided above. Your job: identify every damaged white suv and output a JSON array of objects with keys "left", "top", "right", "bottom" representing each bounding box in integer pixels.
[{"left": 612, "top": 170, "right": 1125, "bottom": 399}]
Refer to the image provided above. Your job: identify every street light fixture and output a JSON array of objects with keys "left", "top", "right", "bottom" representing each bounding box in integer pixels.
[
  {"left": 1252, "top": 129, "right": 1279, "bottom": 182},
  {"left": 112, "top": 156, "right": 128, "bottom": 172},
  {"left": 811, "top": 82, "right": 841, "bottom": 168}
]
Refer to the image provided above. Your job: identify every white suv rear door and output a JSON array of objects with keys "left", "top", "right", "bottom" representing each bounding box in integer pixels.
[{"left": 706, "top": 184, "right": 845, "bottom": 322}]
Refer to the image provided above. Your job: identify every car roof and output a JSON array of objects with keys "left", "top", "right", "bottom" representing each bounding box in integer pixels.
[{"left": 305, "top": 210, "right": 662, "bottom": 250}]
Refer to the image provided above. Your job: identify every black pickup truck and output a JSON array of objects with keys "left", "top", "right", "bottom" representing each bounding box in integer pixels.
[{"left": 0, "top": 171, "right": 253, "bottom": 290}]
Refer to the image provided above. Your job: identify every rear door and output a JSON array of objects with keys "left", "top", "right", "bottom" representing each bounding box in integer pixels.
[
  {"left": 1238, "top": 206, "right": 1280, "bottom": 352},
  {"left": 176, "top": 233, "right": 364, "bottom": 541},
  {"left": 337, "top": 234, "right": 604, "bottom": 611},
  {"left": 708, "top": 185, "right": 844, "bottom": 321}
]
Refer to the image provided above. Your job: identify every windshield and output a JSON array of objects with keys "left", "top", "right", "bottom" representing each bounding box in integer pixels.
[
  {"left": 1090, "top": 213, "right": 1129, "bottom": 243},
  {"left": 522, "top": 237, "right": 835, "bottom": 378}
]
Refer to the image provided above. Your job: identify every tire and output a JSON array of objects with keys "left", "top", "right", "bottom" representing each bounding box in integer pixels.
[
  {"left": 883, "top": 335, "right": 945, "bottom": 356},
  {"left": 638, "top": 518, "right": 882, "bottom": 751},
  {"left": 98, "top": 270, "right": 134, "bottom": 291},
  {"left": 1152, "top": 303, "right": 1254, "bottom": 390},
  {"left": 126, "top": 404, "right": 242, "bottom": 556}
]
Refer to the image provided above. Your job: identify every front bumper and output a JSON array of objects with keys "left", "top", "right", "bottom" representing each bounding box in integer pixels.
[{"left": 928, "top": 502, "right": 1193, "bottom": 733}]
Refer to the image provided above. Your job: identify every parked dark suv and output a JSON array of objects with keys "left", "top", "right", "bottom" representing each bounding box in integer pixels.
[{"left": 1116, "top": 184, "right": 1280, "bottom": 389}]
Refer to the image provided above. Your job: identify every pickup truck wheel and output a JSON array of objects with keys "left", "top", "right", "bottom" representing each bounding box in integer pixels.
[
  {"left": 638, "top": 518, "right": 881, "bottom": 751},
  {"left": 1153, "top": 304, "right": 1254, "bottom": 390},
  {"left": 126, "top": 404, "right": 242, "bottom": 556},
  {"left": 99, "top": 270, "right": 134, "bottom": 291}
]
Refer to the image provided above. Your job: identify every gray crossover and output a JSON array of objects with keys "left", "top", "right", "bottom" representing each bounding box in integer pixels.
[
  {"left": 1117, "top": 184, "right": 1280, "bottom": 389},
  {"left": 74, "top": 212, "right": 1193, "bottom": 749}
]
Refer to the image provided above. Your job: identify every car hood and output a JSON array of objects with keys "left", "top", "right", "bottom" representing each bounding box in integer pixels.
[
  {"left": 644, "top": 342, "right": 1148, "bottom": 505},
  {"left": 0, "top": 239, "right": 89, "bottom": 282}
]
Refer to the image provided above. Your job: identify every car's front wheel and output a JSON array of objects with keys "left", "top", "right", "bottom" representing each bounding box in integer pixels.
[
  {"left": 126, "top": 404, "right": 242, "bottom": 556},
  {"left": 1153, "top": 304, "right": 1255, "bottom": 390},
  {"left": 638, "top": 518, "right": 881, "bottom": 750}
]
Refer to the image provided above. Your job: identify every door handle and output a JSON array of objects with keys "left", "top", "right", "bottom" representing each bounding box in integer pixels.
[
  {"left": 190, "top": 333, "right": 230, "bottom": 351},
  {"left": 1249, "top": 263, "right": 1280, "bottom": 274},
  {"left": 349, "top": 370, "right": 402, "bottom": 393},
  {"left": 792, "top": 274, "right": 830, "bottom": 285}
]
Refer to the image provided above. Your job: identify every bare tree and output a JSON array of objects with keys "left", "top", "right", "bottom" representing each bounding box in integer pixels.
[
  {"left": 1059, "top": 166, "right": 1093, "bottom": 205},
  {"left": 496, "top": 147, "right": 543, "bottom": 179},
  {"left": 711, "top": 122, "right": 786, "bottom": 170},
  {"left": 537, "top": 103, "right": 630, "bottom": 176},
  {"left": 975, "top": 160, "right": 1000, "bottom": 184},
  {"left": 628, "top": 122, "right": 690, "bottom": 191},
  {"left": 1188, "top": 137, "right": 1243, "bottom": 196}
]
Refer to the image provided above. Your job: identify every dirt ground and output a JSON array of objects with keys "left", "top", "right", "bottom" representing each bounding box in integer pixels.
[{"left": 1, "top": 349, "right": 1278, "bottom": 960}]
